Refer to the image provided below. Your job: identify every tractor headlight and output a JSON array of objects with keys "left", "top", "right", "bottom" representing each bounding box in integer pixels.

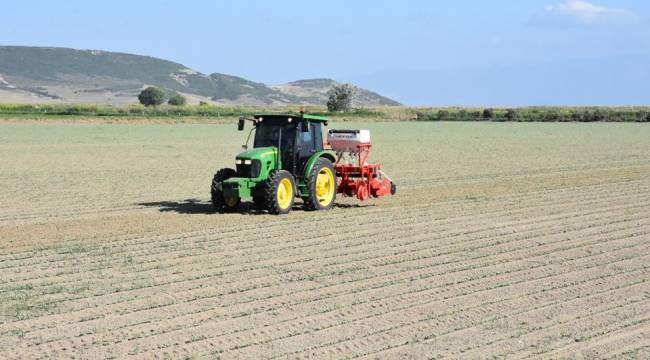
[
  {"left": 235, "top": 159, "right": 242, "bottom": 165},
  {"left": 244, "top": 159, "right": 252, "bottom": 165}
]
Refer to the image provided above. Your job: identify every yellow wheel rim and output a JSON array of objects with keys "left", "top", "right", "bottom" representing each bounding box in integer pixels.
[
  {"left": 277, "top": 178, "right": 293, "bottom": 210},
  {"left": 224, "top": 196, "right": 238, "bottom": 208},
  {"left": 315, "top": 167, "right": 335, "bottom": 206}
]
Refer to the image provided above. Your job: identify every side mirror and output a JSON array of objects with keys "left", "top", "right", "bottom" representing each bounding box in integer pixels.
[
  {"left": 301, "top": 120, "right": 309, "bottom": 133},
  {"left": 238, "top": 117, "right": 245, "bottom": 131}
]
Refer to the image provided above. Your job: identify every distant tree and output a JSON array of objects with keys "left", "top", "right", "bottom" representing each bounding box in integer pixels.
[
  {"left": 138, "top": 87, "right": 166, "bottom": 107},
  {"left": 168, "top": 94, "right": 187, "bottom": 106},
  {"left": 199, "top": 101, "right": 209, "bottom": 106},
  {"left": 326, "top": 83, "right": 357, "bottom": 112},
  {"left": 504, "top": 109, "right": 517, "bottom": 121},
  {"left": 482, "top": 108, "right": 494, "bottom": 119}
]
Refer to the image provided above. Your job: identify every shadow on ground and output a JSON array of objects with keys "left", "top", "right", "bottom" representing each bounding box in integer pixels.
[
  {"left": 333, "top": 203, "right": 369, "bottom": 209},
  {"left": 138, "top": 199, "right": 268, "bottom": 215},
  {"left": 138, "top": 198, "right": 369, "bottom": 215},
  {"left": 137, "top": 199, "right": 216, "bottom": 214}
]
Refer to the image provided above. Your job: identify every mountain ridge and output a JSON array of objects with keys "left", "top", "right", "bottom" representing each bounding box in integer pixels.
[{"left": 0, "top": 46, "right": 400, "bottom": 106}]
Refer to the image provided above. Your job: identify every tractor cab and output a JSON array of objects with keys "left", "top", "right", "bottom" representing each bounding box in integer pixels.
[{"left": 239, "top": 114, "right": 328, "bottom": 175}]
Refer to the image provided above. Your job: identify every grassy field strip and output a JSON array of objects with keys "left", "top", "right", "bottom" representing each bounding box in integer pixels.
[
  {"left": 0, "top": 205, "right": 148, "bottom": 223},
  {"left": 0, "top": 177, "right": 597, "bottom": 250},
  {"left": 0, "top": 161, "right": 647, "bottom": 223},
  {"left": 0, "top": 164, "right": 646, "bottom": 227},
  {"left": 40, "top": 222, "right": 648, "bottom": 354},
  {"left": 1, "top": 180, "right": 643, "bottom": 279},
  {"left": 396, "top": 163, "right": 650, "bottom": 188},
  {"left": 1, "top": 174, "right": 644, "bottom": 253},
  {"left": 410, "top": 166, "right": 650, "bottom": 194},
  {"left": 2, "top": 190, "right": 644, "bottom": 328},
  {"left": 0, "top": 157, "right": 645, "bottom": 211},
  {"left": 179, "top": 249, "right": 650, "bottom": 358},
  {"left": 6, "top": 207, "right": 648, "bottom": 352},
  {"left": 1, "top": 177, "right": 644, "bottom": 261},
  {"left": 390, "top": 158, "right": 650, "bottom": 181},
  {"left": 0, "top": 166, "right": 636, "bottom": 226}
]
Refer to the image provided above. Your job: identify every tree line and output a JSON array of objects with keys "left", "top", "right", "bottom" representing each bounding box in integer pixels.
[{"left": 415, "top": 107, "right": 650, "bottom": 122}]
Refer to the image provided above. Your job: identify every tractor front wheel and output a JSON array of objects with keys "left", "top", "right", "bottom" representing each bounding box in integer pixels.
[
  {"left": 211, "top": 168, "right": 240, "bottom": 212},
  {"left": 303, "top": 158, "right": 337, "bottom": 211},
  {"left": 264, "top": 170, "right": 296, "bottom": 215}
]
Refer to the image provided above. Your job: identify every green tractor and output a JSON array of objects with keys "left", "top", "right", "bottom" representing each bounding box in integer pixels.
[{"left": 211, "top": 112, "right": 337, "bottom": 214}]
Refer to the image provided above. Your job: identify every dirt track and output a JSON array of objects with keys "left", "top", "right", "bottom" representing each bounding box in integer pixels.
[{"left": 0, "top": 122, "right": 648, "bottom": 359}]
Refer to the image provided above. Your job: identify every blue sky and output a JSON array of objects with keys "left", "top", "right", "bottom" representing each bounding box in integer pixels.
[{"left": 2, "top": 0, "right": 649, "bottom": 106}]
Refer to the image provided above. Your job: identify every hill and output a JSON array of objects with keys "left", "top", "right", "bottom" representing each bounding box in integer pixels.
[
  {"left": 272, "top": 79, "right": 400, "bottom": 107},
  {"left": 0, "top": 46, "right": 400, "bottom": 106}
]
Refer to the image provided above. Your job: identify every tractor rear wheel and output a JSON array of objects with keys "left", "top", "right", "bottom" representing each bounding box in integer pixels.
[
  {"left": 303, "top": 158, "right": 337, "bottom": 211},
  {"left": 211, "top": 168, "right": 240, "bottom": 212},
  {"left": 264, "top": 170, "right": 296, "bottom": 215}
]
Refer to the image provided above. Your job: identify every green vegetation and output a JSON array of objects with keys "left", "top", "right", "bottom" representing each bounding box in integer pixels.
[
  {"left": 0, "top": 103, "right": 384, "bottom": 119},
  {"left": 413, "top": 107, "right": 650, "bottom": 122},
  {"left": 168, "top": 94, "right": 187, "bottom": 106},
  {"left": 138, "top": 86, "right": 167, "bottom": 107},
  {"left": 327, "top": 83, "right": 358, "bottom": 112},
  {"left": 0, "top": 103, "right": 267, "bottom": 118},
  {"left": 0, "top": 103, "right": 648, "bottom": 122}
]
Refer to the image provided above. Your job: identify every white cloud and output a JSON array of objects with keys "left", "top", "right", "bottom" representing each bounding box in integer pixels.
[{"left": 533, "top": 0, "right": 639, "bottom": 26}]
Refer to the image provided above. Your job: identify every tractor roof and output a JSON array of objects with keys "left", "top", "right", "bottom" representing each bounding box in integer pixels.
[{"left": 254, "top": 114, "right": 329, "bottom": 123}]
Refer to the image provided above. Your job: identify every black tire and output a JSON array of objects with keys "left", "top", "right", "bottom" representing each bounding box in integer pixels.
[
  {"left": 264, "top": 170, "right": 296, "bottom": 215},
  {"left": 211, "top": 168, "right": 239, "bottom": 212},
  {"left": 303, "top": 158, "right": 337, "bottom": 211},
  {"left": 252, "top": 196, "right": 266, "bottom": 209}
]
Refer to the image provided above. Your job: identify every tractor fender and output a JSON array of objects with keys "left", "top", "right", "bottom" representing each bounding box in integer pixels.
[{"left": 302, "top": 151, "right": 337, "bottom": 179}]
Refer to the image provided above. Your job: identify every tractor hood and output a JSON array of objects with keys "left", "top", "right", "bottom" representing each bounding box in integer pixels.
[{"left": 236, "top": 147, "right": 277, "bottom": 161}]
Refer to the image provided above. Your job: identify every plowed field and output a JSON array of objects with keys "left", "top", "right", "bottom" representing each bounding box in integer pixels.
[{"left": 1, "top": 122, "right": 648, "bottom": 359}]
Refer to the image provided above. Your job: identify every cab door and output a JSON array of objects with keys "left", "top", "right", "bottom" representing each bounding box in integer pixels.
[{"left": 296, "top": 121, "right": 323, "bottom": 173}]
